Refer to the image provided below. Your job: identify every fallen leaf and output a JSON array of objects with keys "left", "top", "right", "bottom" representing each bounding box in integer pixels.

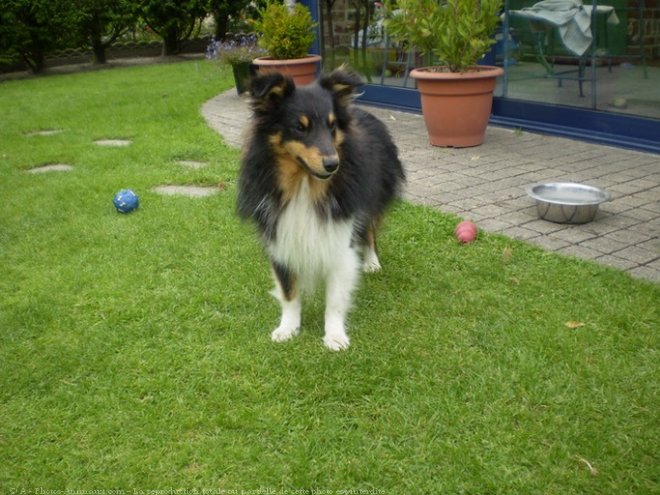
[
  {"left": 578, "top": 457, "right": 598, "bottom": 476},
  {"left": 565, "top": 321, "right": 585, "bottom": 329}
]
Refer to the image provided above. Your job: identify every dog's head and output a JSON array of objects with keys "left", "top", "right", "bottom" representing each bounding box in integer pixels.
[{"left": 250, "top": 68, "right": 362, "bottom": 180}]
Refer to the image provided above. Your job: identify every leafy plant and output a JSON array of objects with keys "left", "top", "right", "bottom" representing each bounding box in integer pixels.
[
  {"left": 253, "top": 1, "right": 317, "bottom": 60},
  {"left": 385, "top": 0, "right": 502, "bottom": 72},
  {"left": 76, "top": 0, "right": 138, "bottom": 64},
  {"left": 0, "top": 0, "right": 80, "bottom": 72},
  {"left": 208, "top": 0, "right": 253, "bottom": 40},
  {"left": 139, "top": 0, "right": 208, "bottom": 55}
]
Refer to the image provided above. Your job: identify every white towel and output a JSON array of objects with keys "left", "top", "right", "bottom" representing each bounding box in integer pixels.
[{"left": 512, "top": 0, "right": 619, "bottom": 56}]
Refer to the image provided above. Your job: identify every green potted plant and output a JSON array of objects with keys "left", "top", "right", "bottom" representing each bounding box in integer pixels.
[
  {"left": 208, "top": 34, "right": 266, "bottom": 95},
  {"left": 385, "top": 0, "right": 503, "bottom": 147},
  {"left": 252, "top": 0, "right": 321, "bottom": 85}
]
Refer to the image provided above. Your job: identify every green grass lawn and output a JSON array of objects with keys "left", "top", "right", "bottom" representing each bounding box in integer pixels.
[{"left": 1, "top": 60, "right": 658, "bottom": 493}]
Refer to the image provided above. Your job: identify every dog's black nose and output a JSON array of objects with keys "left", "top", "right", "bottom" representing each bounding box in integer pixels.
[{"left": 323, "top": 156, "right": 339, "bottom": 174}]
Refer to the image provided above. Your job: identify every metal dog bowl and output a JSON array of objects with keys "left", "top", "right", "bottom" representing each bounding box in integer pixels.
[{"left": 526, "top": 182, "right": 610, "bottom": 224}]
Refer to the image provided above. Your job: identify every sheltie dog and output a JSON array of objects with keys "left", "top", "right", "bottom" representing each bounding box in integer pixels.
[{"left": 237, "top": 68, "right": 405, "bottom": 351}]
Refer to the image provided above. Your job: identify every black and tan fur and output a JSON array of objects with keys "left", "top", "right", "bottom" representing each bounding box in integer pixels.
[{"left": 238, "top": 69, "right": 405, "bottom": 350}]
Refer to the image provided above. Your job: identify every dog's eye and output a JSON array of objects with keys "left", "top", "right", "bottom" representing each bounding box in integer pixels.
[
  {"left": 328, "top": 120, "right": 337, "bottom": 133},
  {"left": 296, "top": 116, "right": 310, "bottom": 134}
]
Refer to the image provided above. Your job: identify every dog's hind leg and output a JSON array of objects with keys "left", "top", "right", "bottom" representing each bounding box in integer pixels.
[
  {"left": 323, "top": 250, "right": 360, "bottom": 351},
  {"left": 270, "top": 261, "right": 301, "bottom": 343},
  {"left": 362, "top": 220, "right": 382, "bottom": 273}
]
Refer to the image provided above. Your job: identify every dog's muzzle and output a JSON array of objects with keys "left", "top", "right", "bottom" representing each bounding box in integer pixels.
[{"left": 297, "top": 155, "right": 340, "bottom": 180}]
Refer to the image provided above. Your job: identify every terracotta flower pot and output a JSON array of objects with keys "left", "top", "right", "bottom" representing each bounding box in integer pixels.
[
  {"left": 252, "top": 55, "right": 322, "bottom": 86},
  {"left": 410, "top": 66, "right": 504, "bottom": 148}
]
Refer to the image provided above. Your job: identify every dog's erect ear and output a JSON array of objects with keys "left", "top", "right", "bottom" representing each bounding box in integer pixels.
[
  {"left": 320, "top": 68, "right": 363, "bottom": 107},
  {"left": 250, "top": 72, "right": 295, "bottom": 113}
]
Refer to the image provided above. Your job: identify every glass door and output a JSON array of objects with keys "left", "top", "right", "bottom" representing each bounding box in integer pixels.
[{"left": 499, "top": 0, "right": 659, "bottom": 120}]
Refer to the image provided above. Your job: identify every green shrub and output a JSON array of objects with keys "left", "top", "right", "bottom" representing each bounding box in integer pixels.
[
  {"left": 385, "top": 0, "right": 502, "bottom": 72},
  {"left": 0, "top": 0, "right": 80, "bottom": 72},
  {"left": 254, "top": 1, "right": 316, "bottom": 60}
]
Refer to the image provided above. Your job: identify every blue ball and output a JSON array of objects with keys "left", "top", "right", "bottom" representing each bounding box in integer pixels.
[{"left": 113, "top": 189, "right": 140, "bottom": 213}]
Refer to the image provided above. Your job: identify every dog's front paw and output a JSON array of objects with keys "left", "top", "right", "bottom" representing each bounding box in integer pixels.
[
  {"left": 362, "top": 258, "right": 382, "bottom": 273},
  {"left": 362, "top": 250, "right": 382, "bottom": 273},
  {"left": 271, "top": 325, "right": 300, "bottom": 343},
  {"left": 323, "top": 332, "right": 350, "bottom": 351}
]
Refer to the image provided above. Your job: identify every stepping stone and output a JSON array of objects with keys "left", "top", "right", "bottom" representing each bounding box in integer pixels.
[
  {"left": 25, "top": 129, "right": 64, "bottom": 137},
  {"left": 27, "top": 164, "right": 74, "bottom": 174},
  {"left": 94, "top": 139, "right": 132, "bottom": 147},
  {"left": 176, "top": 160, "right": 208, "bottom": 169},
  {"left": 152, "top": 185, "right": 221, "bottom": 198}
]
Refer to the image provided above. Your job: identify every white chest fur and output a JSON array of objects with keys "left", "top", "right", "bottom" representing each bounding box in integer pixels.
[{"left": 267, "top": 179, "right": 355, "bottom": 289}]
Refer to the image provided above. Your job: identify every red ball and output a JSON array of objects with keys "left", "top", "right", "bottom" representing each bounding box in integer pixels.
[{"left": 454, "top": 220, "right": 478, "bottom": 244}]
